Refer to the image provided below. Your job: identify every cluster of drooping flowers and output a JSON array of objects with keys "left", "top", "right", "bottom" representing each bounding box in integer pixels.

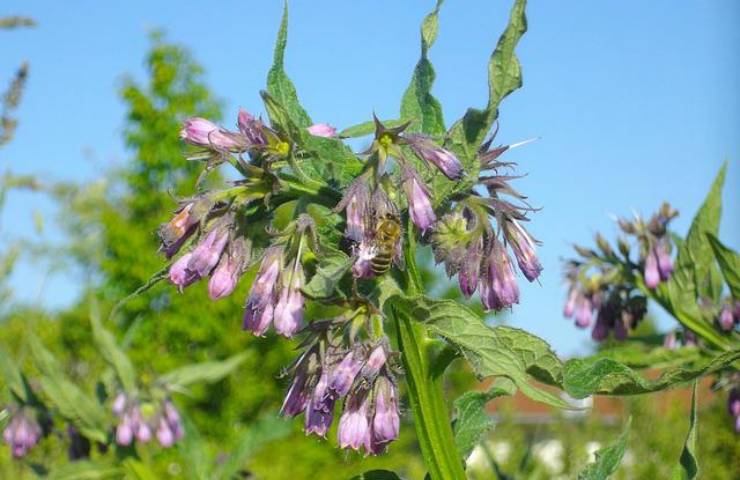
[
  {"left": 112, "top": 392, "right": 183, "bottom": 448},
  {"left": 159, "top": 90, "right": 539, "bottom": 454},
  {"left": 430, "top": 132, "right": 542, "bottom": 310},
  {"left": 2, "top": 407, "right": 42, "bottom": 458},
  {"left": 616, "top": 202, "right": 677, "bottom": 289},
  {"left": 280, "top": 327, "right": 400, "bottom": 455}
]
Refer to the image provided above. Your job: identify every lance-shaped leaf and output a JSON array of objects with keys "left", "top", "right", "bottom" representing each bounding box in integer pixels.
[
  {"left": 302, "top": 249, "right": 352, "bottom": 299},
  {"left": 647, "top": 164, "right": 729, "bottom": 349},
  {"left": 453, "top": 377, "right": 516, "bottom": 459},
  {"left": 447, "top": 0, "right": 527, "bottom": 153},
  {"left": 90, "top": 307, "right": 136, "bottom": 393},
  {"left": 561, "top": 349, "right": 739, "bottom": 399},
  {"left": 156, "top": 352, "right": 247, "bottom": 391},
  {"left": 707, "top": 233, "right": 740, "bottom": 299},
  {"left": 267, "top": 1, "right": 311, "bottom": 128},
  {"left": 0, "top": 344, "right": 33, "bottom": 403},
  {"left": 28, "top": 334, "right": 109, "bottom": 443},
  {"left": 385, "top": 295, "right": 568, "bottom": 409},
  {"left": 577, "top": 417, "right": 631, "bottom": 480},
  {"left": 214, "top": 415, "right": 292, "bottom": 479},
  {"left": 400, "top": 0, "right": 446, "bottom": 136},
  {"left": 671, "top": 382, "right": 699, "bottom": 480}
]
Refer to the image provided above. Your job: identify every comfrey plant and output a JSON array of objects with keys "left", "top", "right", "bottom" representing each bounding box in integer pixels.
[
  {"left": 141, "top": 2, "right": 737, "bottom": 478},
  {"left": 561, "top": 165, "right": 740, "bottom": 434}
]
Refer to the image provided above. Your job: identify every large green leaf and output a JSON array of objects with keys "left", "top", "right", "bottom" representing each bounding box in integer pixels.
[
  {"left": 591, "top": 342, "right": 702, "bottom": 370},
  {"left": 707, "top": 233, "right": 740, "bottom": 299},
  {"left": 90, "top": 306, "right": 137, "bottom": 393},
  {"left": 266, "top": 1, "right": 311, "bottom": 128},
  {"left": 577, "top": 417, "right": 631, "bottom": 480},
  {"left": 453, "top": 377, "right": 516, "bottom": 459},
  {"left": 385, "top": 295, "right": 568, "bottom": 409},
  {"left": 447, "top": 0, "right": 527, "bottom": 153},
  {"left": 156, "top": 352, "right": 247, "bottom": 391},
  {"left": 561, "top": 348, "right": 739, "bottom": 398},
  {"left": 400, "top": 0, "right": 446, "bottom": 136},
  {"left": 302, "top": 249, "right": 351, "bottom": 299},
  {"left": 675, "top": 163, "right": 726, "bottom": 301},
  {"left": 671, "top": 382, "right": 699, "bottom": 480},
  {"left": 214, "top": 416, "right": 292, "bottom": 480},
  {"left": 648, "top": 164, "right": 729, "bottom": 349},
  {"left": 28, "top": 334, "right": 109, "bottom": 443}
]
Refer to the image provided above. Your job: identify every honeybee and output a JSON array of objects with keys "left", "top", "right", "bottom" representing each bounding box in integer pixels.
[{"left": 371, "top": 216, "right": 403, "bottom": 275}]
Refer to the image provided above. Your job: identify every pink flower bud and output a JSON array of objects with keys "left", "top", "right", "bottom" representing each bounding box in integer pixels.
[
  {"left": 307, "top": 123, "right": 337, "bottom": 138},
  {"left": 338, "top": 392, "right": 371, "bottom": 451},
  {"left": 169, "top": 253, "right": 200, "bottom": 290},
  {"left": 180, "top": 117, "right": 240, "bottom": 149},
  {"left": 403, "top": 169, "right": 436, "bottom": 232}
]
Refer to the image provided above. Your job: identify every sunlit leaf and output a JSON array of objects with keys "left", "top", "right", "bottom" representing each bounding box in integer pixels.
[
  {"left": 157, "top": 353, "right": 247, "bottom": 391},
  {"left": 672, "top": 382, "right": 699, "bottom": 480},
  {"left": 385, "top": 295, "right": 568, "bottom": 409},
  {"left": 453, "top": 377, "right": 516, "bottom": 459},
  {"left": 707, "top": 233, "right": 740, "bottom": 299},
  {"left": 28, "top": 334, "right": 109, "bottom": 443},
  {"left": 400, "top": 0, "right": 446, "bottom": 136},
  {"left": 266, "top": 1, "right": 311, "bottom": 128},
  {"left": 90, "top": 303, "right": 137, "bottom": 393},
  {"left": 302, "top": 249, "right": 352, "bottom": 299},
  {"left": 561, "top": 349, "right": 739, "bottom": 398},
  {"left": 577, "top": 417, "right": 631, "bottom": 480}
]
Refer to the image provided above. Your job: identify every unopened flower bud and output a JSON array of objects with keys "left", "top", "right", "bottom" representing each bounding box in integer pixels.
[
  {"left": 458, "top": 237, "right": 482, "bottom": 298},
  {"left": 335, "top": 179, "right": 370, "bottom": 241},
  {"left": 180, "top": 117, "right": 240, "bottom": 150},
  {"left": 406, "top": 134, "right": 462, "bottom": 180},
  {"left": 329, "top": 351, "right": 364, "bottom": 398},
  {"left": 188, "top": 229, "right": 229, "bottom": 277},
  {"left": 644, "top": 248, "right": 660, "bottom": 289},
  {"left": 718, "top": 304, "right": 735, "bottom": 332},
  {"left": 273, "top": 261, "right": 306, "bottom": 338},
  {"left": 307, "top": 123, "right": 337, "bottom": 138},
  {"left": 169, "top": 253, "right": 200, "bottom": 290},
  {"left": 402, "top": 168, "right": 436, "bottom": 232},
  {"left": 243, "top": 246, "right": 282, "bottom": 335},
  {"left": 507, "top": 221, "right": 543, "bottom": 282},
  {"left": 3, "top": 409, "right": 42, "bottom": 458}
]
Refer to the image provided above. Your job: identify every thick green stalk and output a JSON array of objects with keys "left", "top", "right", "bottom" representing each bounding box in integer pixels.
[{"left": 390, "top": 228, "right": 466, "bottom": 480}]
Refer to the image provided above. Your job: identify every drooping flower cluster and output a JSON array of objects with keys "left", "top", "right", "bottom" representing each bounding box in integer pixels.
[
  {"left": 431, "top": 134, "right": 542, "bottom": 310},
  {"left": 2, "top": 407, "right": 42, "bottom": 458},
  {"left": 280, "top": 332, "right": 400, "bottom": 455},
  {"left": 617, "top": 202, "right": 677, "bottom": 289},
  {"left": 160, "top": 97, "right": 540, "bottom": 455},
  {"left": 561, "top": 204, "right": 679, "bottom": 341},
  {"left": 112, "top": 393, "right": 183, "bottom": 448}
]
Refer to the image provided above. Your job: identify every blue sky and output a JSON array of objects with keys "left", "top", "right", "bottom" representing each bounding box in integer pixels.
[{"left": 1, "top": 1, "right": 738, "bottom": 356}]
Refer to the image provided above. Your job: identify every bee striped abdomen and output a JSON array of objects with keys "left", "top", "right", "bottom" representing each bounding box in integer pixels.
[
  {"left": 371, "top": 249, "right": 393, "bottom": 275},
  {"left": 370, "top": 216, "right": 402, "bottom": 276}
]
